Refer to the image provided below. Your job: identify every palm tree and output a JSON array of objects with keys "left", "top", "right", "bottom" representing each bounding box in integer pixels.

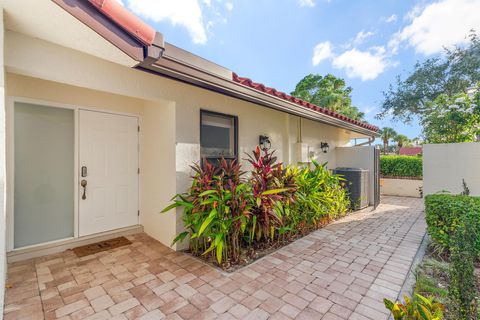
[
  {"left": 394, "top": 134, "right": 410, "bottom": 150},
  {"left": 379, "top": 127, "right": 397, "bottom": 154}
]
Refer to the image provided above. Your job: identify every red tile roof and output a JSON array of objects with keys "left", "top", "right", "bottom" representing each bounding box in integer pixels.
[
  {"left": 232, "top": 72, "right": 379, "bottom": 133},
  {"left": 399, "top": 147, "right": 422, "bottom": 156}
]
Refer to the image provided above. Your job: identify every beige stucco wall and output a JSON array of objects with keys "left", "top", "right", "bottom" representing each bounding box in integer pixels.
[
  {"left": 4, "top": 30, "right": 370, "bottom": 251},
  {"left": 381, "top": 178, "right": 422, "bottom": 198},
  {"left": 423, "top": 142, "right": 480, "bottom": 196},
  {"left": 6, "top": 74, "right": 178, "bottom": 250},
  {"left": 335, "top": 146, "right": 376, "bottom": 205}
]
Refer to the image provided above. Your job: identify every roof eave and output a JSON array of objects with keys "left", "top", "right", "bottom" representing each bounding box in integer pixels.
[
  {"left": 51, "top": 0, "right": 149, "bottom": 62},
  {"left": 138, "top": 51, "right": 379, "bottom": 137}
]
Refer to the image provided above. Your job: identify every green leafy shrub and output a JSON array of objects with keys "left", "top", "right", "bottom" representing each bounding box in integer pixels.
[
  {"left": 384, "top": 294, "right": 444, "bottom": 320},
  {"left": 285, "top": 160, "right": 350, "bottom": 233},
  {"left": 245, "top": 147, "right": 296, "bottom": 243},
  {"left": 380, "top": 155, "right": 422, "bottom": 178},
  {"left": 448, "top": 221, "right": 477, "bottom": 319},
  {"left": 162, "top": 158, "right": 252, "bottom": 265},
  {"left": 424, "top": 194, "right": 480, "bottom": 257},
  {"left": 162, "top": 147, "right": 351, "bottom": 268}
]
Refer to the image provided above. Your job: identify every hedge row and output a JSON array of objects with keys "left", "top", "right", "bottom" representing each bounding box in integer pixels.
[
  {"left": 380, "top": 155, "right": 422, "bottom": 178},
  {"left": 425, "top": 194, "right": 480, "bottom": 256}
]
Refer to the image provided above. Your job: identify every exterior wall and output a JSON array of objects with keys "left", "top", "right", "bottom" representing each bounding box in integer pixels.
[
  {"left": 423, "top": 142, "right": 480, "bottom": 196},
  {"left": 0, "top": 8, "right": 6, "bottom": 319},
  {"left": 335, "top": 146, "right": 376, "bottom": 205},
  {"left": 4, "top": 30, "right": 371, "bottom": 251},
  {"left": 5, "top": 74, "right": 177, "bottom": 250},
  {"left": 140, "top": 101, "right": 177, "bottom": 249},
  {"left": 381, "top": 178, "right": 422, "bottom": 198}
]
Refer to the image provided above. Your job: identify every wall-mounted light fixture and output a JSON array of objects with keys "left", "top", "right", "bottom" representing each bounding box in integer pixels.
[
  {"left": 320, "top": 142, "right": 329, "bottom": 153},
  {"left": 259, "top": 135, "right": 271, "bottom": 151}
]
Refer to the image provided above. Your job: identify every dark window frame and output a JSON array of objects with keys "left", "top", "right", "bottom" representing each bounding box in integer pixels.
[{"left": 200, "top": 109, "right": 238, "bottom": 163}]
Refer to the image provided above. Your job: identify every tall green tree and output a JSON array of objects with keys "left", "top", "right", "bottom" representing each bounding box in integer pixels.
[
  {"left": 291, "top": 74, "right": 365, "bottom": 120},
  {"left": 379, "top": 127, "right": 397, "bottom": 154},
  {"left": 378, "top": 33, "right": 480, "bottom": 122}
]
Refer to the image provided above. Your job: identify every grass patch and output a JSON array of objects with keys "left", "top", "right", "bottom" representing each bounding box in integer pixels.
[{"left": 414, "top": 257, "right": 449, "bottom": 305}]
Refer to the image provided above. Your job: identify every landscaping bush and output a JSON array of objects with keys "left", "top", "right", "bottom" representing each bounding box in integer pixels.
[
  {"left": 424, "top": 194, "right": 480, "bottom": 319},
  {"left": 384, "top": 294, "right": 444, "bottom": 320},
  {"left": 162, "top": 147, "right": 350, "bottom": 268},
  {"left": 285, "top": 160, "right": 350, "bottom": 234},
  {"left": 380, "top": 155, "right": 422, "bottom": 178},
  {"left": 425, "top": 194, "right": 480, "bottom": 257},
  {"left": 448, "top": 221, "right": 477, "bottom": 319}
]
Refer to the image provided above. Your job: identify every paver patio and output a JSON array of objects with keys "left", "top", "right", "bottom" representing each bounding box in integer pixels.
[{"left": 3, "top": 196, "right": 426, "bottom": 320}]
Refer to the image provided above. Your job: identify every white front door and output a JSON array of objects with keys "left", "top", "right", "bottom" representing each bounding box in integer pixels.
[{"left": 79, "top": 110, "right": 139, "bottom": 237}]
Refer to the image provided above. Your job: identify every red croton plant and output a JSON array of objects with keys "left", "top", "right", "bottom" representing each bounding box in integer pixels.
[{"left": 245, "top": 146, "right": 296, "bottom": 243}]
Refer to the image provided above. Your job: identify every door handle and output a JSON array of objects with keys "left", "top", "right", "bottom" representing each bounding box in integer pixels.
[{"left": 81, "top": 180, "right": 87, "bottom": 200}]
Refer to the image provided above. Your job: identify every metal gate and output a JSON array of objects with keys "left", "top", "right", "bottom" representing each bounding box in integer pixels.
[{"left": 373, "top": 147, "right": 381, "bottom": 209}]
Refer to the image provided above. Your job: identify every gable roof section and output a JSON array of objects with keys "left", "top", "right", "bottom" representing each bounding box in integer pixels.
[
  {"left": 399, "top": 147, "right": 422, "bottom": 156},
  {"left": 232, "top": 73, "right": 378, "bottom": 132}
]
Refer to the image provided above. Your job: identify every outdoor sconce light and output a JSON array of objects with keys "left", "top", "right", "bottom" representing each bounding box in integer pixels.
[
  {"left": 320, "top": 142, "right": 329, "bottom": 153},
  {"left": 259, "top": 135, "right": 271, "bottom": 151}
]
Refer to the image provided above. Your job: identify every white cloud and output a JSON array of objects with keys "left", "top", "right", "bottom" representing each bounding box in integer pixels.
[
  {"left": 353, "top": 30, "right": 375, "bottom": 46},
  {"left": 385, "top": 14, "right": 397, "bottom": 23},
  {"left": 312, "top": 41, "right": 333, "bottom": 66},
  {"left": 332, "top": 46, "right": 390, "bottom": 81},
  {"left": 299, "top": 0, "right": 315, "bottom": 7},
  {"left": 392, "top": 0, "right": 480, "bottom": 55},
  {"left": 362, "top": 106, "right": 376, "bottom": 114},
  {"left": 127, "top": 0, "right": 207, "bottom": 44},
  {"left": 125, "top": 0, "right": 233, "bottom": 44},
  {"left": 115, "top": 0, "right": 124, "bottom": 6}
]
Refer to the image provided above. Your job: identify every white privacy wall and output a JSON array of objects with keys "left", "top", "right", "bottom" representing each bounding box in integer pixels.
[
  {"left": 335, "top": 146, "right": 376, "bottom": 205},
  {"left": 423, "top": 143, "right": 480, "bottom": 196}
]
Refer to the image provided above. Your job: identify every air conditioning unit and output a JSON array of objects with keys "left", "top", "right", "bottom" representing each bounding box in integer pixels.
[{"left": 333, "top": 167, "right": 369, "bottom": 210}]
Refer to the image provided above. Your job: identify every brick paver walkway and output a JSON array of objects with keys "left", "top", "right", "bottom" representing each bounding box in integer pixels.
[{"left": 3, "top": 196, "right": 425, "bottom": 320}]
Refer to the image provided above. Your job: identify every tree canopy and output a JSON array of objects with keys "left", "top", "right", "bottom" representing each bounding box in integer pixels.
[
  {"left": 378, "top": 33, "right": 480, "bottom": 122},
  {"left": 291, "top": 74, "right": 365, "bottom": 120},
  {"left": 421, "top": 93, "right": 480, "bottom": 143}
]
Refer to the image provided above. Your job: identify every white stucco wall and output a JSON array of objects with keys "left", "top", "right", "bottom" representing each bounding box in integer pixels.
[
  {"left": 423, "top": 143, "right": 480, "bottom": 196},
  {"left": 6, "top": 74, "right": 178, "bottom": 250},
  {"left": 4, "top": 30, "right": 372, "bottom": 252},
  {"left": 381, "top": 178, "right": 422, "bottom": 198},
  {"left": 335, "top": 146, "right": 376, "bottom": 205},
  {"left": 0, "top": 8, "right": 6, "bottom": 319}
]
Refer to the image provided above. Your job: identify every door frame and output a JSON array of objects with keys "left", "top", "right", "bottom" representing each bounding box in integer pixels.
[{"left": 6, "top": 96, "right": 140, "bottom": 252}]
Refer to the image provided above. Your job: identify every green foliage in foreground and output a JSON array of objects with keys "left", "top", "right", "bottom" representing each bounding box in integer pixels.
[
  {"left": 380, "top": 155, "right": 422, "bottom": 178},
  {"left": 384, "top": 294, "right": 444, "bottom": 320},
  {"left": 425, "top": 194, "right": 480, "bottom": 256},
  {"left": 162, "top": 148, "right": 350, "bottom": 266}
]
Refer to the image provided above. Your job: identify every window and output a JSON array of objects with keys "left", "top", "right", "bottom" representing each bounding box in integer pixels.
[{"left": 200, "top": 110, "right": 237, "bottom": 161}]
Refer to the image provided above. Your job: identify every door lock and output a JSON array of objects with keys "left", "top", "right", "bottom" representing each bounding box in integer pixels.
[
  {"left": 81, "top": 166, "right": 88, "bottom": 177},
  {"left": 81, "top": 180, "right": 87, "bottom": 200}
]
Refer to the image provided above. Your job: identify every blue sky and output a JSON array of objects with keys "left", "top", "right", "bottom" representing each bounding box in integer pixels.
[{"left": 122, "top": 0, "right": 480, "bottom": 139}]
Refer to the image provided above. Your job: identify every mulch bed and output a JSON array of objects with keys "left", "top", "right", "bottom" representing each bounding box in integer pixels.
[{"left": 185, "top": 216, "right": 335, "bottom": 272}]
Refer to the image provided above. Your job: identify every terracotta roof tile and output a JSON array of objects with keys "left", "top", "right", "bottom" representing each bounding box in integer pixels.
[{"left": 232, "top": 72, "right": 379, "bottom": 132}]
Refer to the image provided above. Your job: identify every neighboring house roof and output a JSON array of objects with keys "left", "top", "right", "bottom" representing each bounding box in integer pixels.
[
  {"left": 52, "top": 0, "right": 379, "bottom": 135},
  {"left": 232, "top": 73, "right": 378, "bottom": 132},
  {"left": 399, "top": 147, "right": 422, "bottom": 156}
]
